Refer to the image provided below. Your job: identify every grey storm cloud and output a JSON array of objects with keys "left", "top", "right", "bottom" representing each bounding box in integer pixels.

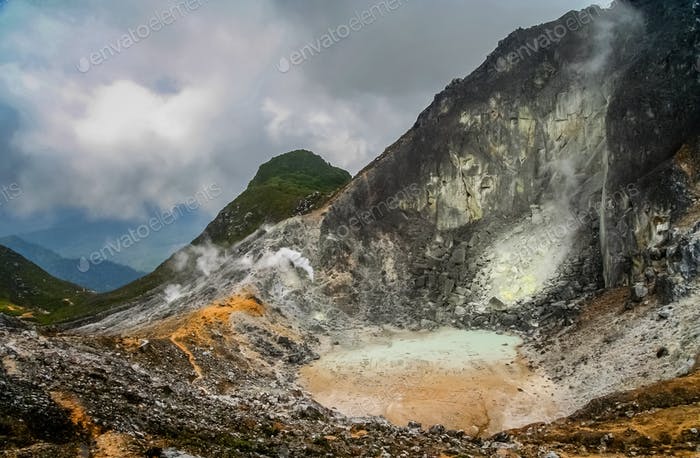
[{"left": 0, "top": 0, "right": 608, "bottom": 222}]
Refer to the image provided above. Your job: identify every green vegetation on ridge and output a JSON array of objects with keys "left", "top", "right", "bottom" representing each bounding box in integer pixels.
[
  {"left": 0, "top": 245, "right": 93, "bottom": 324},
  {"left": 66, "top": 150, "right": 351, "bottom": 322},
  {"left": 196, "top": 149, "right": 351, "bottom": 246}
]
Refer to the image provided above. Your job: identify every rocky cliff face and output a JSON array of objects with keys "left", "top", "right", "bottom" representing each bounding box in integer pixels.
[
  {"left": 601, "top": 0, "right": 700, "bottom": 288},
  {"left": 70, "top": 8, "right": 700, "bottom": 421},
  {"left": 78, "top": 0, "right": 700, "bottom": 337},
  {"left": 314, "top": 0, "right": 700, "bottom": 324}
]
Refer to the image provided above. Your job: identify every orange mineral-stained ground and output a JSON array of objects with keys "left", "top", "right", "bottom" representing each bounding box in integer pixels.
[{"left": 127, "top": 294, "right": 270, "bottom": 384}]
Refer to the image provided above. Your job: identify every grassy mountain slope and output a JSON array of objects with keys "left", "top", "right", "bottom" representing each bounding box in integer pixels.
[
  {"left": 0, "top": 236, "right": 145, "bottom": 293},
  {"left": 195, "top": 149, "right": 351, "bottom": 246},
  {"left": 70, "top": 150, "right": 351, "bottom": 321},
  {"left": 0, "top": 245, "right": 94, "bottom": 324}
]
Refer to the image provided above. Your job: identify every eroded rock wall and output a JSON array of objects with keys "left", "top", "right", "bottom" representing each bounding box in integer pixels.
[{"left": 315, "top": 0, "right": 700, "bottom": 326}]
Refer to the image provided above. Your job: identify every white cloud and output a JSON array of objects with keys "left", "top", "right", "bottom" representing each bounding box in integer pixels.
[
  {"left": 0, "top": 0, "right": 601, "bottom": 223},
  {"left": 73, "top": 81, "right": 214, "bottom": 149},
  {"left": 262, "top": 93, "right": 406, "bottom": 170}
]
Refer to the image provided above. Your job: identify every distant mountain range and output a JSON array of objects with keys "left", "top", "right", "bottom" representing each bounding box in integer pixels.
[
  {"left": 0, "top": 245, "right": 93, "bottom": 324},
  {"left": 0, "top": 150, "right": 353, "bottom": 325},
  {"left": 12, "top": 205, "right": 214, "bottom": 273},
  {"left": 0, "top": 236, "right": 145, "bottom": 293}
]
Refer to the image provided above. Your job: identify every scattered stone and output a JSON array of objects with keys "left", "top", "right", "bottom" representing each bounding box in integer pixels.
[
  {"left": 420, "top": 319, "right": 436, "bottom": 330},
  {"left": 0, "top": 314, "right": 29, "bottom": 329},
  {"left": 428, "top": 424, "right": 445, "bottom": 434},
  {"left": 162, "top": 449, "right": 203, "bottom": 458},
  {"left": 631, "top": 283, "right": 649, "bottom": 302},
  {"left": 644, "top": 268, "right": 656, "bottom": 282},
  {"left": 489, "top": 297, "right": 508, "bottom": 311},
  {"left": 145, "top": 447, "right": 163, "bottom": 458},
  {"left": 656, "top": 347, "right": 669, "bottom": 358}
]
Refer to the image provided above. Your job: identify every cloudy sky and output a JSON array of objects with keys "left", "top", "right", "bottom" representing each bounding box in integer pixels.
[{"left": 0, "top": 0, "right": 608, "bottom": 238}]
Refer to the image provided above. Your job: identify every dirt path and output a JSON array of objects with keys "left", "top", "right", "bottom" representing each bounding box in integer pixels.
[{"left": 169, "top": 334, "right": 205, "bottom": 382}]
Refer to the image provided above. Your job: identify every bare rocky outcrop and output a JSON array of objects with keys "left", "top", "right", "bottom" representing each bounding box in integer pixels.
[{"left": 71, "top": 0, "right": 700, "bottom": 339}]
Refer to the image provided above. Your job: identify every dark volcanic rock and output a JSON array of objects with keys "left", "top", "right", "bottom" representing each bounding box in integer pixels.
[{"left": 314, "top": 0, "right": 700, "bottom": 326}]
